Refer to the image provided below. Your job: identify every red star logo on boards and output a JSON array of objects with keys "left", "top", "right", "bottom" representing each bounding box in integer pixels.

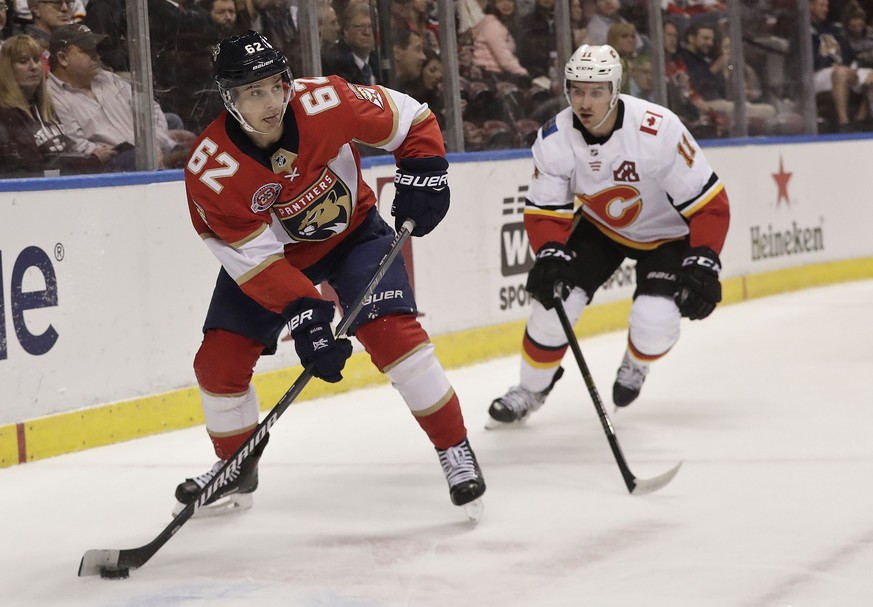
[{"left": 772, "top": 155, "right": 792, "bottom": 206}]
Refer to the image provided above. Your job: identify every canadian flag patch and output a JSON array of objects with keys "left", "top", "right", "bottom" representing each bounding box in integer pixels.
[{"left": 640, "top": 110, "right": 663, "bottom": 135}]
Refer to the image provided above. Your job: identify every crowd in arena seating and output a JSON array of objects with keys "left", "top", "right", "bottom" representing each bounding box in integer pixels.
[{"left": 1, "top": 0, "right": 872, "bottom": 178}]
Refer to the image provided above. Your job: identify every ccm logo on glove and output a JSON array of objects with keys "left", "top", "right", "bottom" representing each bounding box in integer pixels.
[
  {"left": 525, "top": 241, "right": 576, "bottom": 310},
  {"left": 675, "top": 246, "right": 722, "bottom": 321},
  {"left": 537, "top": 247, "right": 573, "bottom": 263},
  {"left": 681, "top": 253, "right": 721, "bottom": 273}
]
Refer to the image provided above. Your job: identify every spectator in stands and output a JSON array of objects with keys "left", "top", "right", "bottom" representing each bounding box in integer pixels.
[
  {"left": 85, "top": 0, "right": 210, "bottom": 84},
  {"left": 584, "top": 0, "right": 644, "bottom": 52},
  {"left": 10, "top": 0, "right": 33, "bottom": 30},
  {"left": 150, "top": 0, "right": 242, "bottom": 133},
  {"left": 147, "top": 0, "right": 214, "bottom": 132},
  {"left": 16, "top": 0, "right": 83, "bottom": 31},
  {"left": 411, "top": 47, "right": 444, "bottom": 128},
  {"left": 663, "top": 19, "right": 705, "bottom": 115},
  {"left": 471, "top": 0, "right": 529, "bottom": 83},
  {"left": 82, "top": 0, "right": 126, "bottom": 73},
  {"left": 455, "top": 0, "right": 485, "bottom": 80},
  {"left": 392, "top": 0, "right": 438, "bottom": 51},
  {"left": 659, "top": 19, "right": 722, "bottom": 137},
  {"left": 662, "top": 0, "right": 725, "bottom": 34},
  {"left": 517, "top": 0, "right": 555, "bottom": 79},
  {"left": 23, "top": 0, "right": 71, "bottom": 56},
  {"left": 46, "top": 24, "right": 184, "bottom": 170},
  {"left": 392, "top": 27, "right": 426, "bottom": 94},
  {"left": 203, "top": 0, "right": 246, "bottom": 36},
  {"left": 493, "top": 0, "right": 523, "bottom": 43},
  {"left": 842, "top": 3, "right": 873, "bottom": 67},
  {"left": 677, "top": 23, "right": 722, "bottom": 104},
  {"left": 663, "top": 0, "right": 725, "bottom": 17},
  {"left": 462, "top": 120, "right": 485, "bottom": 150},
  {"left": 391, "top": 0, "right": 413, "bottom": 28},
  {"left": 663, "top": 18, "right": 681, "bottom": 62},
  {"left": 718, "top": 34, "right": 778, "bottom": 134},
  {"left": 680, "top": 23, "right": 777, "bottom": 134},
  {"left": 322, "top": 2, "right": 379, "bottom": 85},
  {"left": 719, "top": 35, "right": 761, "bottom": 105},
  {"left": 628, "top": 53, "right": 653, "bottom": 101},
  {"left": 248, "top": 0, "right": 300, "bottom": 76},
  {"left": 810, "top": 0, "right": 873, "bottom": 131},
  {"left": 408, "top": 0, "right": 439, "bottom": 51},
  {"left": 231, "top": 0, "right": 253, "bottom": 31},
  {"left": 317, "top": 0, "right": 340, "bottom": 47},
  {"left": 570, "top": 0, "right": 588, "bottom": 48},
  {"left": 0, "top": 34, "right": 98, "bottom": 176},
  {"left": 607, "top": 21, "right": 636, "bottom": 93}
]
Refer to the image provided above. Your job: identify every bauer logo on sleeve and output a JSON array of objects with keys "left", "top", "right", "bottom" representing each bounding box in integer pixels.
[{"left": 640, "top": 111, "right": 663, "bottom": 135}]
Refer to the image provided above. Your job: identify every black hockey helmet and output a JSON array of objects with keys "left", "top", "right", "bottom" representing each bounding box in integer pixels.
[
  {"left": 211, "top": 30, "right": 294, "bottom": 132},
  {"left": 212, "top": 30, "right": 291, "bottom": 91}
]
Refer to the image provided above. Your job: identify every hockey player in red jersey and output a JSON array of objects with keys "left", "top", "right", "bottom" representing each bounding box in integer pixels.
[
  {"left": 178, "top": 31, "right": 485, "bottom": 516},
  {"left": 489, "top": 44, "right": 730, "bottom": 424}
]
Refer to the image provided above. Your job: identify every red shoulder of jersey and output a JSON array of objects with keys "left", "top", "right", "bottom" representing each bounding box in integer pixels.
[{"left": 289, "top": 75, "right": 443, "bottom": 159}]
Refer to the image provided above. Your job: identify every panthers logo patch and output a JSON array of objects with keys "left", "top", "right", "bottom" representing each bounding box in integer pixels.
[
  {"left": 346, "top": 82, "right": 385, "bottom": 111},
  {"left": 272, "top": 168, "right": 353, "bottom": 241}
]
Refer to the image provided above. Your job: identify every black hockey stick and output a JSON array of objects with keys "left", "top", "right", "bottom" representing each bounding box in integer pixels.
[
  {"left": 78, "top": 219, "right": 416, "bottom": 578},
  {"left": 552, "top": 285, "right": 682, "bottom": 495}
]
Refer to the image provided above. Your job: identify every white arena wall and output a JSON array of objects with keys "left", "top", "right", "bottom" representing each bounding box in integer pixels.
[{"left": 2, "top": 135, "right": 872, "bottom": 466}]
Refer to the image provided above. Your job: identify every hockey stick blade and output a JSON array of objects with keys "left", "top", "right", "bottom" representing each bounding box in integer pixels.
[
  {"left": 553, "top": 289, "right": 681, "bottom": 495},
  {"left": 78, "top": 549, "right": 120, "bottom": 576},
  {"left": 77, "top": 220, "right": 415, "bottom": 578},
  {"left": 629, "top": 460, "right": 683, "bottom": 495}
]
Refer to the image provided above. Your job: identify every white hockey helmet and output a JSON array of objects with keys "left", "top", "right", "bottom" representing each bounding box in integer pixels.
[{"left": 564, "top": 44, "right": 623, "bottom": 110}]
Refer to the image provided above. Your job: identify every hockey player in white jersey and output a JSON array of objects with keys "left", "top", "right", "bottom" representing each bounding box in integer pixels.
[{"left": 489, "top": 44, "right": 730, "bottom": 424}]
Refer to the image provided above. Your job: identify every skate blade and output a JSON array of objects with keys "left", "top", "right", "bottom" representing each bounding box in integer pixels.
[
  {"left": 171, "top": 493, "right": 253, "bottom": 518},
  {"left": 484, "top": 416, "right": 527, "bottom": 430},
  {"left": 461, "top": 498, "right": 484, "bottom": 523}
]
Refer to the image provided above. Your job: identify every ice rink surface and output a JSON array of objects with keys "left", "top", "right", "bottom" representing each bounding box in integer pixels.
[{"left": 2, "top": 280, "right": 872, "bottom": 606}]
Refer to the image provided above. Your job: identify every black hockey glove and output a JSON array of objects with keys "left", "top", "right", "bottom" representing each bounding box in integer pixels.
[
  {"left": 525, "top": 241, "right": 576, "bottom": 310},
  {"left": 391, "top": 156, "right": 450, "bottom": 237},
  {"left": 675, "top": 246, "right": 722, "bottom": 320},
  {"left": 283, "top": 297, "right": 352, "bottom": 383}
]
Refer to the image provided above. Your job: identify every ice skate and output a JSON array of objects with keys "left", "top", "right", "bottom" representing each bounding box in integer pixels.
[
  {"left": 172, "top": 434, "right": 269, "bottom": 517},
  {"left": 437, "top": 438, "right": 486, "bottom": 522},
  {"left": 613, "top": 352, "right": 649, "bottom": 407},
  {"left": 487, "top": 367, "right": 564, "bottom": 427}
]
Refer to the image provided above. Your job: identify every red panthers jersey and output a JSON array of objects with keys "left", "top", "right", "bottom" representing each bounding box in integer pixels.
[{"left": 185, "top": 75, "right": 445, "bottom": 314}]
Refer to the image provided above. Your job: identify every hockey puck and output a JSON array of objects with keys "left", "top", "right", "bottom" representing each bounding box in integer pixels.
[{"left": 99, "top": 566, "right": 130, "bottom": 580}]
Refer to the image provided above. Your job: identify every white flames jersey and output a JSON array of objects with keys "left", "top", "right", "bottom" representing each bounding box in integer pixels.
[{"left": 525, "top": 95, "right": 726, "bottom": 253}]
